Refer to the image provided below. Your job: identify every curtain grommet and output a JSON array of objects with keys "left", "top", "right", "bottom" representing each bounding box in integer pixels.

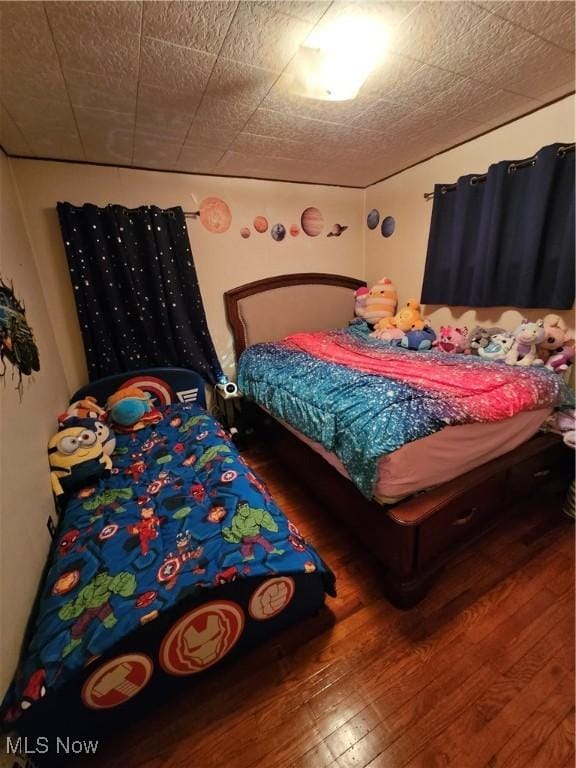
[
  {"left": 469, "top": 176, "right": 478, "bottom": 186},
  {"left": 557, "top": 146, "right": 566, "bottom": 158},
  {"left": 507, "top": 163, "right": 517, "bottom": 174}
]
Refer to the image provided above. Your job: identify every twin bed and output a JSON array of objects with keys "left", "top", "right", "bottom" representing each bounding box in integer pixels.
[
  {"left": 225, "top": 272, "right": 572, "bottom": 607},
  {"left": 2, "top": 368, "right": 334, "bottom": 753}
]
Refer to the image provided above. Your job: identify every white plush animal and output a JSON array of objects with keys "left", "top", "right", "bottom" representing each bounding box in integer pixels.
[
  {"left": 478, "top": 333, "right": 515, "bottom": 361},
  {"left": 505, "top": 319, "right": 546, "bottom": 366}
]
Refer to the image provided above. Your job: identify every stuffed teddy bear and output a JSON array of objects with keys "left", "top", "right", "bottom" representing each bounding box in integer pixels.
[
  {"left": 398, "top": 326, "right": 437, "bottom": 351},
  {"left": 537, "top": 314, "right": 573, "bottom": 364},
  {"left": 354, "top": 286, "right": 370, "bottom": 319},
  {"left": 505, "top": 319, "right": 546, "bottom": 366},
  {"left": 468, "top": 326, "right": 506, "bottom": 355},
  {"left": 48, "top": 426, "right": 112, "bottom": 502},
  {"left": 435, "top": 326, "right": 469, "bottom": 353},
  {"left": 363, "top": 277, "right": 397, "bottom": 325},
  {"left": 478, "top": 332, "right": 515, "bottom": 361},
  {"left": 375, "top": 298, "right": 425, "bottom": 333},
  {"left": 106, "top": 386, "right": 162, "bottom": 432}
]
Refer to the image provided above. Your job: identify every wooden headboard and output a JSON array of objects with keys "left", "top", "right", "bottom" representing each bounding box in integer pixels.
[{"left": 224, "top": 273, "right": 366, "bottom": 358}]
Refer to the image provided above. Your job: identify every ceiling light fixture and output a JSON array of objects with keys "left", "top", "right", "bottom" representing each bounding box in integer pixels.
[{"left": 290, "top": 16, "right": 388, "bottom": 102}]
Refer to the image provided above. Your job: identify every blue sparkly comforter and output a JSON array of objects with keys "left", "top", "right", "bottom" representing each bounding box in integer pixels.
[{"left": 238, "top": 323, "right": 571, "bottom": 498}]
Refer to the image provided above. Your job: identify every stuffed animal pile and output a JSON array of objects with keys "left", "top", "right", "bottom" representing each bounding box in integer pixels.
[
  {"left": 48, "top": 384, "right": 164, "bottom": 507},
  {"left": 359, "top": 286, "right": 574, "bottom": 373}
]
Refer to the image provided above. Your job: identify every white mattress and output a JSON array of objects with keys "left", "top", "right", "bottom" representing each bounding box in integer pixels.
[{"left": 277, "top": 408, "right": 551, "bottom": 504}]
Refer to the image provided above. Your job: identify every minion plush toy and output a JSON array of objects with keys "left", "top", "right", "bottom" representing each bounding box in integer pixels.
[{"left": 48, "top": 427, "right": 112, "bottom": 503}]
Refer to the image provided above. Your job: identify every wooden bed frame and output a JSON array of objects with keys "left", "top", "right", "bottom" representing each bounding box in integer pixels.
[{"left": 224, "top": 273, "right": 571, "bottom": 608}]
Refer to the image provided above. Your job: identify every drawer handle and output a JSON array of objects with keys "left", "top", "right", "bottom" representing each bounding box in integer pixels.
[
  {"left": 533, "top": 469, "right": 551, "bottom": 479},
  {"left": 452, "top": 507, "right": 478, "bottom": 526}
]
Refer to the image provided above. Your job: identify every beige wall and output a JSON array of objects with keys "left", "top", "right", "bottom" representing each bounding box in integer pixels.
[
  {"left": 0, "top": 151, "right": 69, "bottom": 696},
  {"left": 365, "top": 95, "right": 575, "bottom": 335},
  {"left": 10, "top": 160, "right": 365, "bottom": 393}
]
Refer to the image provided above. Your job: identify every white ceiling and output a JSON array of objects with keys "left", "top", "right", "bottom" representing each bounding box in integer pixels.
[{"left": 0, "top": 1, "right": 574, "bottom": 187}]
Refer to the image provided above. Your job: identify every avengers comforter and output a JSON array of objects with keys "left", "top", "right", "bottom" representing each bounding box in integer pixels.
[
  {"left": 238, "top": 322, "right": 572, "bottom": 498},
  {"left": 2, "top": 404, "right": 334, "bottom": 741}
]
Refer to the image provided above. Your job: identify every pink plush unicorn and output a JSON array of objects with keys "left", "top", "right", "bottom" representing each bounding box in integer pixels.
[{"left": 435, "top": 325, "right": 469, "bottom": 353}]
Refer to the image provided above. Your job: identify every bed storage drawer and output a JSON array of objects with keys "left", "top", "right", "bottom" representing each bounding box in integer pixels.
[
  {"left": 417, "top": 473, "right": 507, "bottom": 566},
  {"left": 507, "top": 441, "right": 571, "bottom": 500}
]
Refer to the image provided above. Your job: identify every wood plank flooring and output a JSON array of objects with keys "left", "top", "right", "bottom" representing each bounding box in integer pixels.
[{"left": 74, "top": 444, "right": 575, "bottom": 768}]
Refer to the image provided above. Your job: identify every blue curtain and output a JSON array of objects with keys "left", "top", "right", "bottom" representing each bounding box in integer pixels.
[
  {"left": 57, "top": 203, "right": 223, "bottom": 384},
  {"left": 421, "top": 143, "right": 575, "bottom": 309}
]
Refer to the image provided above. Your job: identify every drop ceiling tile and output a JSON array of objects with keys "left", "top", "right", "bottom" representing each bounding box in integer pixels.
[
  {"left": 133, "top": 133, "right": 182, "bottom": 168},
  {"left": 142, "top": 1, "right": 237, "bottom": 53},
  {"left": 352, "top": 97, "right": 422, "bottom": 133},
  {"left": 243, "top": 107, "right": 334, "bottom": 142},
  {"left": 218, "top": 2, "right": 313, "bottom": 71},
  {"left": 50, "top": 16, "right": 140, "bottom": 78},
  {"left": 0, "top": 2, "right": 61, "bottom": 66},
  {"left": 0, "top": 103, "right": 34, "bottom": 155},
  {"left": 474, "top": 36, "right": 575, "bottom": 99},
  {"left": 434, "top": 12, "right": 535, "bottom": 80},
  {"left": 205, "top": 58, "right": 278, "bottom": 109},
  {"left": 255, "top": 1, "right": 330, "bottom": 24},
  {"left": 409, "top": 77, "right": 502, "bottom": 121},
  {"left": 191, "top": 96, "right": 256, "bottom": 135},
  {"left": 213, "top": 148, "right": 326, "bottom": 180},
  {"left": 0, "top": 60, "right": 68, "bottom": 103},
  {"left": 184, "top": 124, "right": 238, "bottom": 150},
  {"left": 229, "top": 131, "right": 307, "bottom": 160},
  {"left": 75, "top": 106, "right": 135, "bottom": 164},
  {"left": 361, "top": 53, "right": 427, "bottom": 102},
  {"left": 534, "top": 80, "right": 576, "bottom": 106},
  {"left": 6, "top": 97, "right": 84, "bottom": 160},
  {"left": 65, "top": 69, "right": 138, "bottom": 113},
  {"left": 45, "top": 1, "right": 142, "bottom": 34},
  {"left": 480, "top": 1, "right": 575, "bottom": 51},
  {"left": 136, "top": 103, "right": 195, "bottom": 143},
  {"left": 140, "top": 37, "right": 216, "bottom": 93},
  {"left": 212, "top": 149, "right": 260, "bottom": 174},
  {"left": 136, "top": 83, "right": 201, "bottom": 116},
  {"left": 174, "top": 143, "right": 225, "bottom": 173},
  {"left": 453, "top": 89, "right": 538, "bottom": 126},
  {"left": 388, "top": 1, "right": 490, "bottom": 65}
]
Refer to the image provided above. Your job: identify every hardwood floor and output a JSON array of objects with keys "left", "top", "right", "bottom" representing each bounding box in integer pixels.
[{"left": 74, "top": 444, "right": 575, "bottom": 768}]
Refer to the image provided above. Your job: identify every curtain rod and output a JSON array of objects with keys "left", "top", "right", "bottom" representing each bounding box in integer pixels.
[{"left": 423, "top": 143, "right": 575, "bottom": 200}]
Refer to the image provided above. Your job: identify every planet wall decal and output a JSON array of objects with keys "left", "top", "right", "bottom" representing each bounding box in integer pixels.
[
  {"left": 289, "top": 224, "right": 300, "bottom": 237},
  {"left": 301, "top": 207, "right": 324, "bottom": 237},
  {"left": 367, "top": 209, "right": 380, "bottom": 229},
  {"left": 196, "top": 197, "right": 232, "bottom": 234},
  {"left": 327, "top": 223, "right": 348, "bottom": 237},
  {"left": 271, "top": 223, "right": 286, "bottom": 242},
  {"left": 381, "top": 216, "right": 396, "bottom": 237},
  {"left": 240, "top": 227, "right": 251, "bottom": 239},
  {"left": 253, "top": 215, "right": 268, "bottom": 233}
]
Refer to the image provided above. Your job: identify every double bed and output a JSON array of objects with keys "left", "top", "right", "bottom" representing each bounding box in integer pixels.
[
  {"left": 225, "top": 273, "right": 572, "bottom": 607},
  {"left": 2, "top": 368, "right": 335, "bottom": 755}
]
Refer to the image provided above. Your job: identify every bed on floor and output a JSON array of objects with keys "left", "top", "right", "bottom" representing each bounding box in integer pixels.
[
  {"left": 1, "top": 368, "right": 334, "bottom": 752},
  {"left": 225, "top": 274, "right": 573, "bottom": 607}
]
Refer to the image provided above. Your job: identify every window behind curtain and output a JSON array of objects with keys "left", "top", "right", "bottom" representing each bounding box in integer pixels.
[{"left": 421, "top": 143, "right": 575, "bottom": 309}]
